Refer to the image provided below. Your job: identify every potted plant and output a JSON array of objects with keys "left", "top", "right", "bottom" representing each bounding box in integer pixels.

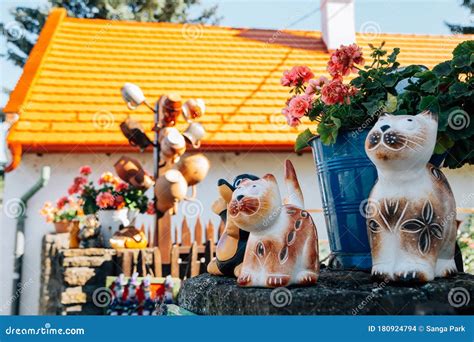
[
  {"left": 40, "top": 196, "right": 83, "bottom": 248},
  {"left": 70, "top": 166, "right": 152, "bottom": 248},
  {"left": 280, "top": 41, "right": 473, "bottom": 270}
]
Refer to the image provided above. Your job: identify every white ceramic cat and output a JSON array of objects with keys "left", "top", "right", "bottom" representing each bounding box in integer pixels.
[
  {"left": 365, "top": 111, "right": 457, "bottom": 283},
  {"left": 229, "top": 160, "right": 319, "bottom": 288}
]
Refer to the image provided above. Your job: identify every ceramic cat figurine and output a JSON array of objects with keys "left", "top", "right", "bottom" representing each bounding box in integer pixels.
[
  {"left": 365, "top": 111, "right": 457, "bottom": 283},
  {"left": 207, "top": 174, "right": 259, "bottom": 277},
  {"left": 232, "top": 160, "right": 319, "bottom": 288}
]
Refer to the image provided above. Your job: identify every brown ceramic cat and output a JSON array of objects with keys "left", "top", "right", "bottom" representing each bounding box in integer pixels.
[
  {"left": 231, "top": 160, "right": 319, "bottom": 288},
  {"left": 365, "top": 111, "right": 457, "bottom": 283}
]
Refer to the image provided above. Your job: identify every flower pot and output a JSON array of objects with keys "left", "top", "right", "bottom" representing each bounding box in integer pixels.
[
  {"left": 54, "top": 220, "right": 75, "bottom": 234},
  {"left": 97, "top": 208, "right": 130, "bottom": 248},
  {"left": 309, "top": 129, "right": 377, "bottom": 270}
]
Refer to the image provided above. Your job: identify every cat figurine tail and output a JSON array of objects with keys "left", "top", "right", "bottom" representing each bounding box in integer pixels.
[
  {"left": 233, "top": 160, "right": 319, "bottom": 288},
  {"left": 207, "top": 174, "right": 259, "bottom": 277}
]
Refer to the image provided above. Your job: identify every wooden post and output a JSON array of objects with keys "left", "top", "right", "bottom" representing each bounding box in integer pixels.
[
  {"left": 153, "top": 247, "right": 162, "bottom": 277},
  {"left": 170, "top": 244, "right": 180, "bottom": 278},
  {"left": 194, "top": 218, "right": 203, "bottom": 245},
  {"left": 158, "top": 212, "right": 172, "bottom": 264},
  {"left": 190, "top": 241, "right": 199, "bottom": 277},
  {"left": 181, "top": 218, "right": 191, "bottom": 247}
]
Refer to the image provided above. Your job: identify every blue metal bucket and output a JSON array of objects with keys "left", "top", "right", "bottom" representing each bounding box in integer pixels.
[{"left": 309, "top": 129, "right": 376, "bottom": 270}]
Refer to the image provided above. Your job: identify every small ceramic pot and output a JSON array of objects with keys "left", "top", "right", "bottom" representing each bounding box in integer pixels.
[
  {"left": 182, "top": 99, "right": 205, "bottom": 122},
  {"left": 97, "top": 208, "right": 130, "bottom": 248},
  {"left": 173, "top": 153, "right": 210, "bottom": 186},
  {"left": 182, "top": 122, "right": 206, "bottom": 148},
  {"left": 154, "top": 169, "right": 188, "bottom": 216}
]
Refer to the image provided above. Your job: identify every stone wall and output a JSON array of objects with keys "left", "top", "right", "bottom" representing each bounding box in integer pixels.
[{"left": 39, "top": 233, "right": 155, "bottom": 315}]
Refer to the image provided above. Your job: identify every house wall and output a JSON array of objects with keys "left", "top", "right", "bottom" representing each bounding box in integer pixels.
[{"left": 0, "top": 152, "right": 473, "bottom": 315}]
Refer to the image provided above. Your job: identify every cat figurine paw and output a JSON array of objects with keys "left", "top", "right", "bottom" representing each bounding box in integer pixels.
[
  {"left": 229, "top": 160, "right": 319, "bottom": 288},
  {"left": 365, "top": 111, "right": 457, "bottom": 283}
]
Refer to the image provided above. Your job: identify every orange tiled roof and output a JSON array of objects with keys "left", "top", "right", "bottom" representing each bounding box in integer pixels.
[{"left": 4, "top": 8, "right": 473, "bottom": 156}]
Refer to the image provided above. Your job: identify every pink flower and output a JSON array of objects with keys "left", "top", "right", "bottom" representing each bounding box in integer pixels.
[
  {"left": 305, "top": 76, "right": 329, "bottom": 96},
  {"left": 79, "top": 165, "right": 92, "bottom": 176},
  {"left": 96, "top": 192, "right": 115, "bottom": 209},
  {"left": 327, "top": 44, "right": 365, "bottom": 78},
  {"left": 321, "top": 79, "right": 358, "bottom": 105},
  {"left": 114, "top": 195, "right": 125, "bottom": 209},
  {"left": 280, "top": 65, "right": 314, "bottom": 87},
  {"left": 286, "top": 115, "right": 301, "bottom": 127},
  {"left": 56, "top": 196, "right": 68, "bottom": 210},
  {"left": 115, "top": 182, "right": 128, "bottom": 192},
  {"left": 288, "top": 95, "right": 312, "bottom": 118}
]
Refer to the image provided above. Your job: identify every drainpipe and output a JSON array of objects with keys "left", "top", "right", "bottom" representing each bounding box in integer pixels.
[{"left": 11, "top": 166, "right": 50, "bottom": 315}]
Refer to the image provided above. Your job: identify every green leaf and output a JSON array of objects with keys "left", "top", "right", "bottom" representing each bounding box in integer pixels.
[
  {"left": 432, "top": 61, "right": 452, "bottom": 77},
  {"left": 420, "top": 78, "right": 439, "bottom": 93},
  {"left": 452, "top": 54, "right": 471, "bottom": 68},
  {"left": 387, "top": 48, "right": 400, "bottom": 63},
  {"left": 434, "top": 134, "right": 454, "bottom": 154},
  {"left": 452, "top": 40, "right": 474, "bottom": 58},
  {"left": 449, "top": 82, "right": 470, "bottom": 98},
  {"left": 317, "top": 117, "right": 341, "bottom": 145},
  {"left": 379, "top": 74, "right": 398, "bottom": 87},
  {"left": 385, "top": 93, "right": 398, "bottom": 113},
  {"left": 418, "top": 95, "right": 440, "bottom": 113},
  {"left": 294, "top": 128, "right": 316, "bottom": 152}
]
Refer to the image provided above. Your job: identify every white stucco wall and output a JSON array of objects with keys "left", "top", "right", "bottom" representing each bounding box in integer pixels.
[{"left": 0, "top": 152, "right": 473, "bottom": 315}]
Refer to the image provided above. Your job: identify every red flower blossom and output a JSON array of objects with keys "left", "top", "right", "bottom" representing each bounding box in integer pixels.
[
  {"left": 115, "top": 182, "right": 129, "bottom": 192},
  {"left": 305, "top": 76, "right": 329, "bottom": 96},
  {"left": 327, "top": 44, "right": 365, "bottom": 78},
  {"left": 146, "top": 201, "right": 156, "bottom": 215},
  {"left": 321, "top": 79, "right": 358, "bottom": 105},
  {"left": 280, "top": 65, "right": 314, "bottom": 87},
  {"left": 79, "top": 165, "right": 92, "bottom": 176},
  {"left": 287, "top": 95, "right": 312, "bottom": 118},
  {"left": 56, "top": 196, "right": 68, "bottom": 209},
  {"left": 68, "top": 176, "right": 87, "bottom": 195},
  {"left": 114, "top": 195, "right": 125, "bottom": 209},
  {"left": 96, "top": 192, "right": 116, "bottom": 209}
]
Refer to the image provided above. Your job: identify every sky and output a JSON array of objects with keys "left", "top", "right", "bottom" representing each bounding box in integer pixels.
[{"left": 0, "top": 0, "right": 472, "bottom": 107}]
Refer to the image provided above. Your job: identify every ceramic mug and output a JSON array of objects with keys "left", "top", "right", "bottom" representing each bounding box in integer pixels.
[
  {"left": 154, "top": 169, "right": 188, "bottom": 216},
  {"left": 158, "top": 94, "right": 182, "bottom": 127},
  {"left": 121, "top": 83, "right": 146, "bottom": 110},
  {"left": 182, "top": 122, "right": 206, "bottom": 148},
  {"left": 182, "top": 99, "right": 205, "bottom": 122},
  {"left": 159, "top": 127, "right": 186, "bottom": 164}
]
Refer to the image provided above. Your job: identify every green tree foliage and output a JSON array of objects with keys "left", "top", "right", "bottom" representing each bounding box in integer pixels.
[
  {"left": 447, "top": 0, "right": 473, "bottom": 34},
  {"left": 1, "top": 0, "right": 220, "bottom": 67}
]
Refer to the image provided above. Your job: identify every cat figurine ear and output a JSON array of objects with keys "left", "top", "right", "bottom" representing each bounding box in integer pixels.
[
  {"left": 207, "top": 174, "right": 259, "bottom": 277},
  {"left": 235, "top": 160, "right": 319, "bottom": 288},
  {"left": 365, "top": 111, "right": 457, "bottom": 283}
]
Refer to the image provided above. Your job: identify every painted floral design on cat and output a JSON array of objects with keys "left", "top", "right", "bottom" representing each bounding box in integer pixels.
[
  {"left": 227, "top": 160, "right": 319, "bottom": 288},
  {"left": 365, "top": 111, "right": 457, "bottom": 283}
]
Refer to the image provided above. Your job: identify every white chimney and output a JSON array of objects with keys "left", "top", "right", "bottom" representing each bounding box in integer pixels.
[{"left": 321, "top": 0, "right": 356, "bottom": 50}]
